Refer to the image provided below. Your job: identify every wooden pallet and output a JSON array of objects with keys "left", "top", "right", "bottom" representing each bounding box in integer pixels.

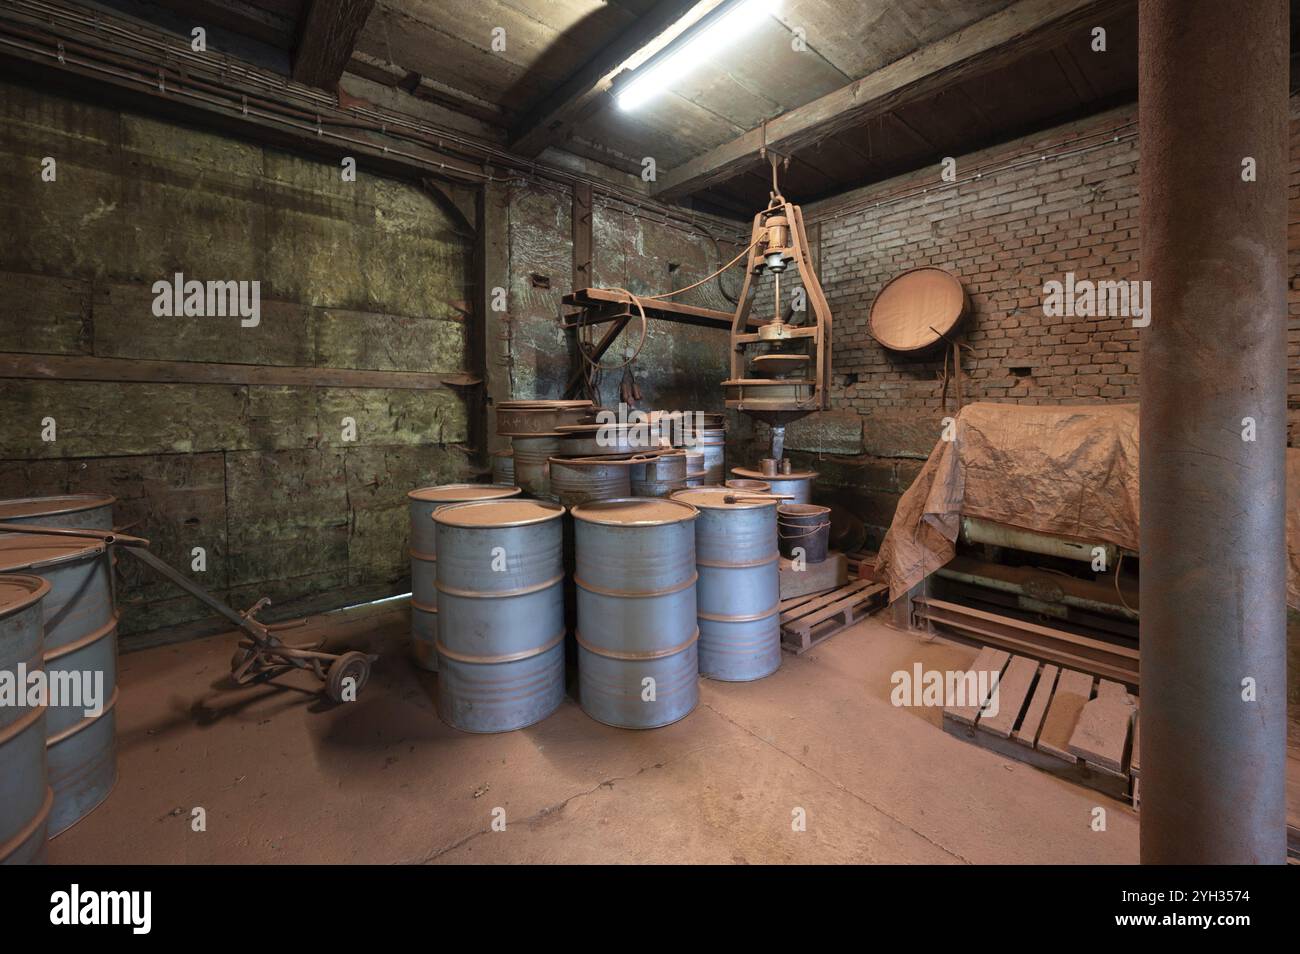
[
  {"left": 941, "top": 648, "right": 1137, "bottom": 802},
  {"left": 779, "top": 578, "right": 888, "bottom": 654},
  {"left": 844, "top": 549, "right": 877, "bottom": 580}
]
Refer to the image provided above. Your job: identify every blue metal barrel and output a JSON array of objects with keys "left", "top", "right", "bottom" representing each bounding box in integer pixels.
[
  {"left": 434, "top": 499, "right": 566, "bottom": 733},
  {"left": 0, "top": 535, "right": 117, "bottom": 837},
  {"left": 573, "top": 498, "right": 699, "bottom": 728},
  {"left": 673, "top": 488, "right": 781, "bottom": 681},
  {"left": 407, "top": 484, "right": 521, "bottom": 672},
  {"left": 0, "top": 575, "right": 52, "bottom": 864}
]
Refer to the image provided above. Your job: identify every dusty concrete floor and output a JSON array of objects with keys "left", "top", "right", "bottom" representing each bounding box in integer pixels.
[{"left": 49, "top": 602, "right": 1140, "bottom": 864}]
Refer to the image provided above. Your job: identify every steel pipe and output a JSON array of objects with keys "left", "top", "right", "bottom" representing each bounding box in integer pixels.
[{"left": 1139, "top": 0, "right": 1288, "bottom": 863}]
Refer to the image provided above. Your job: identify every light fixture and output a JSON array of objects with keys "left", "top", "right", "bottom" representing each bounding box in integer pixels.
[{"left": 616, "top": 0, "right": 781, "bottom": 112}]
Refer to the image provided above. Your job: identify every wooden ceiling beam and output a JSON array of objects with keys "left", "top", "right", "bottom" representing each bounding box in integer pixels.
[
  {"left": 291, "top": 0, "right": 376, "bottom": 89},
  {"left": 508, "top": 0, "right": 730, "bottom": 157},
  {"left": 652, "top": 0, "right": 1132, "bottom": 200}
]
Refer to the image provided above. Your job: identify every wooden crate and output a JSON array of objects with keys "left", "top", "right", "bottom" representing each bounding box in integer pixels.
[
  {"left": 941, "top": 648, "right": 1137, "bottom": 801},
  {"left": 779, "top": 579, "right": 887, "bottom": 654}
]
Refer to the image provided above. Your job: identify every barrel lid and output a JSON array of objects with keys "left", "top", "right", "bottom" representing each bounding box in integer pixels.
[
  {"left": 0, "top": 574, "right": 51, "bottom": 619},
  {"left": 408, "top": 483, "right": 521, "bottom": 503},
  {"left": 0, "top": 494, "right": 116, "bottom": 520},
  {"left": 0, "top": 533, "right": 106, "bottom": 573},
  {"left": 731, "top": 466, "right": 818, "bottom": 481},
  {"left": 572, "top": 497, "right": 698, "bottom": 527},
  {"left": 672, "top": 487, "right": 775, "bottom": 511},
  {"left": 497, "top": 399, "right": 593, "bottom": 409},
  {"left": 434, "top": 499, "right": 564, "bottom": 528}
]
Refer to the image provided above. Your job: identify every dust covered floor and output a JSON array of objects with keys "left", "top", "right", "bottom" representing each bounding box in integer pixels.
[{"left": 48, "top": 602, "right": 1139, "bottom": 864}]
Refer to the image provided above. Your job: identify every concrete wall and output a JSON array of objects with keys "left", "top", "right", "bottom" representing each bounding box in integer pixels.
[{"left": 0, "top": 80, "right": 476, "bottom": 641}]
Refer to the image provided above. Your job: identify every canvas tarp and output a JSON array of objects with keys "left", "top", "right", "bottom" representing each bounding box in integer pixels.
[{"left": 875, "top": 402, "right": 1141, "bottom": 603}]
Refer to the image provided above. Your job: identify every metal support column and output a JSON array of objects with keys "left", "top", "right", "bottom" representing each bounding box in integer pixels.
[{"left": 1138, "top": 0, "right": 1289, "bottom": 863}]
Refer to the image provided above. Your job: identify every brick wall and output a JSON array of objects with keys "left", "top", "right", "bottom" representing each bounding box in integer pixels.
[{"left": 751, "top": 99, "right": 1298, "bottom": 546}]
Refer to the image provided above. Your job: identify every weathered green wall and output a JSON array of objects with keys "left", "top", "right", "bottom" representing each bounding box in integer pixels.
[
  {"left": 502, "top": 179, "right": 738, "bottom": 412},
  {"left": 0, "top": 80, "right": 475, "bottom": 640}
]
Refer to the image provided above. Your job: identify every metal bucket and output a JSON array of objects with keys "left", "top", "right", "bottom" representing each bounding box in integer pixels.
[
  {"left": 0, "top": 535, "right": 117, "bottom": 837},
  {"left": 512, "top": 435, "right": 561, "bottom": 500},
  {"left": 725, "top": 478, "right": 771, "bottom": 493},
  {"left": 572, "top": 498, "right": 700, "bottom": 729},
  {"left": 630, "top": 451, "right": 687, "bottom": 498},
  {"left": 671, "top": 489, "right": 781, "bottom": 681},
  {"left": 548, "top": 457, "right": 634, "bottom": 507},
  {"left": 434, "top": 500, "right": 566, "bottom": 733},
  {"left": 778, "top": 504, "right": 831, "bottom": 564},
  {"left": 491, "top": 450, "right": 515, "bottom": 486},
  {"left": 0, "top": 494, "right": 115, "bottom": 532},
  {"left": 731, "top": 466, "right": 815, "bottom": 504},
  {"left": 408, "top": 484, "right": 521, "bottom": 672},
  {"left": 0, "top": 575, "right": 52, "bottom": 864}
]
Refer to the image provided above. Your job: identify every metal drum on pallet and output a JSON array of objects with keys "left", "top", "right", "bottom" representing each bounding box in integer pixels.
[
  {"left": 730, "top": 466, "right": 816, "bottom": 504},
  {"left": 512, "top": 435, "right": 562, "bottom": 500},
  {"left": 491, "top": 450, "right": 515, "bottom": 486},
  {"left": 573, "top": 498, "right": 700, "bottom": 729},
  {"left": 0, "top": 535, "right": 117, "bottom": 837},
  {"left": 0, "top": 575, "right": 53, "bottom": 864},
  {"left": 408, "top": 484, "right": 521, "bottom": 672},
  {"left": 0, "top": 494, "right": 116, "bottom": 532},
  {"left": 549, "top": 456, "right": 633, "bottom": 508},
  {"left": 672, "top": 488, "right": 781, "bottom": 681},
  {"left": 434, "top": 500, "right": 566, "bottom": 733}
]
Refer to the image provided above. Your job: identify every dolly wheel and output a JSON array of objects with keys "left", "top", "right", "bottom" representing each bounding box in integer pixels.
[{"left": 325, "top": 652, "right": 371, "bottom": 703}]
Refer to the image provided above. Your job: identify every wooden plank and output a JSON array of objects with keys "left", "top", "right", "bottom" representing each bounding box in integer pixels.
[
  {"left": 787, "top": 582, "right": 886, "bottom": 635},
  {"left": 653, "top": 0, "right": 1130, "bottom": 198},
  {"left": 508, "top": 0, "right": 730, "bottom": 156},
  {"left": 0, "top": 352, "right": 477, "bottom": 390},
  {"left": 977, "top": 654, "right": 1038, "bottom": 739},
  {"left": 943, "top": 647, "right": 1010, "bottom": 726},
  {"left": 1037, "top": 668, "right": 1095, "bottom": 762},
  {"left": 1067, "top": 679, "right": 1136, "bottom": 773},
  {"left": 291, "top": 0, "right": 377, "bottom": 89},
  {"left": 1014, "top": 663, "right": 1059, "bottom": 748},
  {"left": 778, "top": 577, "right": 875, "bottom": 625}
]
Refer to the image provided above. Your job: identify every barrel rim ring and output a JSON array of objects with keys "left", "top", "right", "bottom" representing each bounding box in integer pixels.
[
  {"left": 433, "top": 498, "right": 566, "bottom": 529},
  {"left": 435, "top": 630, "right": 565, "bottom": 665},
  {"left": 0, "top": 493, "right": 118, "bottom": 519},
  {"left": 731, "top": 466, "right": 819, "bottom": 481},
  {"left": 0, "top": 697, "right": 46, "bottom": 746},
  {"left": 0, "top": 573, "right": 52, "bottom": 620},
  {"left": 436, "top": 572, "right": 564, "bottom": 599},
  {"left": 696, "top": 553, "right": 779, "bottom": 569},
  {"left": 0, "top": 535, "right": 108, "bottom": 573},
  {"left": 44, "top": 615, "right": 118, "bottom": 663},
  {"left": 46, "top": 685, "right": 119, "bottom": 747},
  {"left": 410, "top": 598, "right": 437, "bottom": 613},
  {"left": 574, "top": 627, "right": 699, "bottom": 660},
  {"left": 697, "top": 604, "right": 781, "bottom": 623},
  {"left": 574, "top": 571, "right": 697, "bottom": 599},
  {"left": 408, "top": 483, "right": 521, "bottom": 504},
  {"left": 670, "top": 487, "right": 779, "bottom": 511}
]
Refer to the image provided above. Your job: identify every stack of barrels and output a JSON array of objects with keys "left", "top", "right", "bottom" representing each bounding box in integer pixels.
[{"left": 0, "top": 493, "right": 120, "bottom": 860}]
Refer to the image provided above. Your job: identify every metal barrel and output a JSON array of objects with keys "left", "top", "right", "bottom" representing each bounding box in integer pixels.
[
  {"left": 695, "top": 426, "right": 727, "bottom": 484},
  {"left": 491, "top": 450, "right": 515, "bottom": 486},
  {"left": 730, "top": 467, "right": 816, "bottom": 504},
  {"left": 434, "top": 499, "right": 566, "bottom": 733},
  {"left": 573, "top": 498, "right": 700, "bottom": 728},
  {"left": 512, "top": 435, "right": 561, "bottom": 500},
  {"left": 630, "top": 451, "right": 688, "bottom": 498},
  {"left": 0, "top": 494, "right": 116, "bottom": 532},
  {"left": 0, "top": 575, "right": 52, "bottom": 864},
  {"left": 0, "top": 535, "right": 117, "bottom": 837},
  {"left": 671, "top": 489, "right": 781, "bottom": 681},
  {"left": 549, "top": 458, "right": 633, "bottom": 507},
  {"left": 683, "top": 449, "right": 706, "bottom": 487},
  {"left": 408, "top": 484, "right": 521, "bottom": 672}
]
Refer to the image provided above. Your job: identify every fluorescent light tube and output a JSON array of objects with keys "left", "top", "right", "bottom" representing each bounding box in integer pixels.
[{"left": 617, "top": 0, "right": 780, "bottom": 111}]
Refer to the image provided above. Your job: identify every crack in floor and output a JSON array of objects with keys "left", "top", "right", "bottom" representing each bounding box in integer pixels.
[{"left": 697, "top": 700, "right": 974, "bottom": 865}]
